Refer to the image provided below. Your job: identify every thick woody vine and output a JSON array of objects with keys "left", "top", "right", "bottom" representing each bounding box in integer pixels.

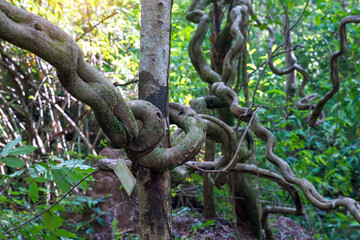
[{"left": 0, "top": 0, "right": 206, "bottom": 172}]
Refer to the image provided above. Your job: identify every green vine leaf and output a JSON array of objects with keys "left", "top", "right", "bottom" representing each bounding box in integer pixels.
[{"left": 2, "top": 157, "right": 25, "bottom": 168}]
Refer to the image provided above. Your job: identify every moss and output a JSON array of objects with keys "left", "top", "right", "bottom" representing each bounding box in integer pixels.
[
  {"left": 12, "top": 14, "right": 23, "bottom": 23},
  {"left": 49, "top": 40, "right": 69, "bottom": 63},
  {"left": 111, "top": 116, "right": 126, "bottom": 135}
]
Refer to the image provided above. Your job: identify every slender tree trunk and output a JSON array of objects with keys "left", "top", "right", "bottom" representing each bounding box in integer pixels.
[
  {"left": 203, "top": 139, "right": 216, "bottom": 219},
  {"left": 137, "top": 0, "right": 173, "bottom": 239}
]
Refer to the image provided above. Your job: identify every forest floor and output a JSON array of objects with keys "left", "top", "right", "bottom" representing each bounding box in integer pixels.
[{"left": 71, "top": 170, "right": 314, "bottom": 239}]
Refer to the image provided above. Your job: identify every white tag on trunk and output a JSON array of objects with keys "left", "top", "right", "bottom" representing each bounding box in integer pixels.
[{"left": 114, "top": 158, "right": 136, "bottom": 196}]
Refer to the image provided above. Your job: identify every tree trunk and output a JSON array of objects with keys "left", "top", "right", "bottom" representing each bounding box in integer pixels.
[
  {"left": 203, "top": 139, "right": 216, "bottom": 219},
  {"left": 137, "top": 0, "right": 173, "bottom": 239}
]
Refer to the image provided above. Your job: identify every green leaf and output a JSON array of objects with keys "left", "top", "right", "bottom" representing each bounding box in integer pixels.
[
  {"left": 8, "top": 145, "right": 37, "bottom": 156},
  {"left": 51, "top": 204, "right": 65, "bottom": 212},
  {"left": 29, "top": 166, "right": 40, "bottom": 178},
  {"left": 201, "top": 219, "right": 216, "bottom": 227},
  {"left": 1, "top": 136, "right": 22, "bottom": 157},
  {"left": 289, "top": 2, "right": 294, "bottom": 10},
  {"left": 52, "top": 169, "right": 71, "bottom": 192},
  {"left": 2, "top": 157, "right": 25, "bottom": 168},
  {"left": 43, "top": 211, "right": 56, "bottom": 232},
  {"left": 53, "top": 215, "right": 64, "bottom": 229},
  {"left": 29, "top": 182, "right": 39, "bottom": 203},
  {"left": 9, "top": 169, "right": 25, "bottom": 177},
  {"left": 259, "top": 23, "right": 267, "bottom": 30},
  {"left": 96, "top": 217, "right": 106, "bottom": 226},
  {"left": 55, "top": 229, "right": 77, "bottom": 238},
  {"left": 315, "top": 15, "right": 321, "bottom": 26},
  {"left": 34, "top": 177, "right": 47, "bottom": 183},
  {"left": 249, "top": 48, "right": 256, "bottom": 56}
]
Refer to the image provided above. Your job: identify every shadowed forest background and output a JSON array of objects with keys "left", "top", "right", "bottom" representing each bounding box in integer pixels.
[{"left": 0, "top": 0, "right": 360, "bottom": 239}]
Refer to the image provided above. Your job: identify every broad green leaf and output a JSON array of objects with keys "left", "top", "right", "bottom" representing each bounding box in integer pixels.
[
  {"left": 2, "top": 157, "right": 25, "bottom": 168},
  {"left": 53, "top": 215, "right": 64, "bottom": 229},
  {"left": 29, "top": 182, "right": 39, "bottom": 203},
  {"left": 96, "top": 217, "right": 106, "bottom": 226},
  {"left": 315, "top": 15, "right": 321, "bottom": 26},
  {"left": 52, "top": 169, "right": 71, "bottom": 192},
  {"left": 247, "top": 63, "right": 257, "bottom": 70},
  {"left": 1, "top": 136, "right": 22, "bottom": 157},
  {"left": 8, "top": 145, "right": 37, "bottom": 156},
  {"left": 272, "top": 44, "right": 277, "bottom": 52},
  {"left": 43, "top": 211, "right": 56, "bottom": 232},
  {"left": 201, "top": 219, "right": 216, "bottom": 227},
  {"left": 249, "top": 48, "right": 256, "bottom": 55},
  {"left": 289, "top": 2, "right": 294, "bottom": 10},
  {"left": 51, "top": 204, "right": 65, "bottom": 212},
  {"left": 9, "top": 169, "right": 25, "bottom": 177},
  {"left": 34, "top": 177, "right": 47, "bottom": 183},
  {"left": 55, "top": 229, "right": 77, "bottom": 238},
  {"left": 29, "top": 166, "right": 40, "bottom": 178},
  {"left": 0, "top": 196, "right": 8, "bottom": 204},
  {"left": 259, "top": 23, "right": 267, "bottom": 30}
]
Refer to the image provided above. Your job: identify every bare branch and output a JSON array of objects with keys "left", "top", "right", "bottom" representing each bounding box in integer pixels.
[{"left": 75, "top": 12, "right": 118, "bottom": 42}]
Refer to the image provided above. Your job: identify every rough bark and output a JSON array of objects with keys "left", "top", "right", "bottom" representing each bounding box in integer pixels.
[{"left": 137, "top": 0, "right": 173, "bottom": 239}]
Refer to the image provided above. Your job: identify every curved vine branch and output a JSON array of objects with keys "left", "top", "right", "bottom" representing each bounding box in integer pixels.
[
  {"left": 308, "top": 15, "right": 360, "bottom": 127},
  {"left": 0, "top": 0, "right": 138, "bottom": 148},
  {"left": 126, "top": 103, "right": 206, "bottom": 170},
  {"left": 186, "top": 4, "right": 221, "bottom": 84},
  {"left": 221, "top": 4, "right": 247, "bottom": 87}
]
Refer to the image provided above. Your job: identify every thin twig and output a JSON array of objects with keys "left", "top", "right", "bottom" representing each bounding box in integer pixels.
[
  {"left": 76, "top": 12, "right": 118, "bottom": 42},
  {"left": 113, "top": 79, "right": 139, "bottom": 87}
]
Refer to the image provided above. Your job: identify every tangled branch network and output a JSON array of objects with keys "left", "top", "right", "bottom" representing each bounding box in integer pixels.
[
  {"left": 185, "top": 0, "right": 360, "bottom": 237},
  {"left": 0, "top": 0, "right": 207, "bottom": 172}
]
